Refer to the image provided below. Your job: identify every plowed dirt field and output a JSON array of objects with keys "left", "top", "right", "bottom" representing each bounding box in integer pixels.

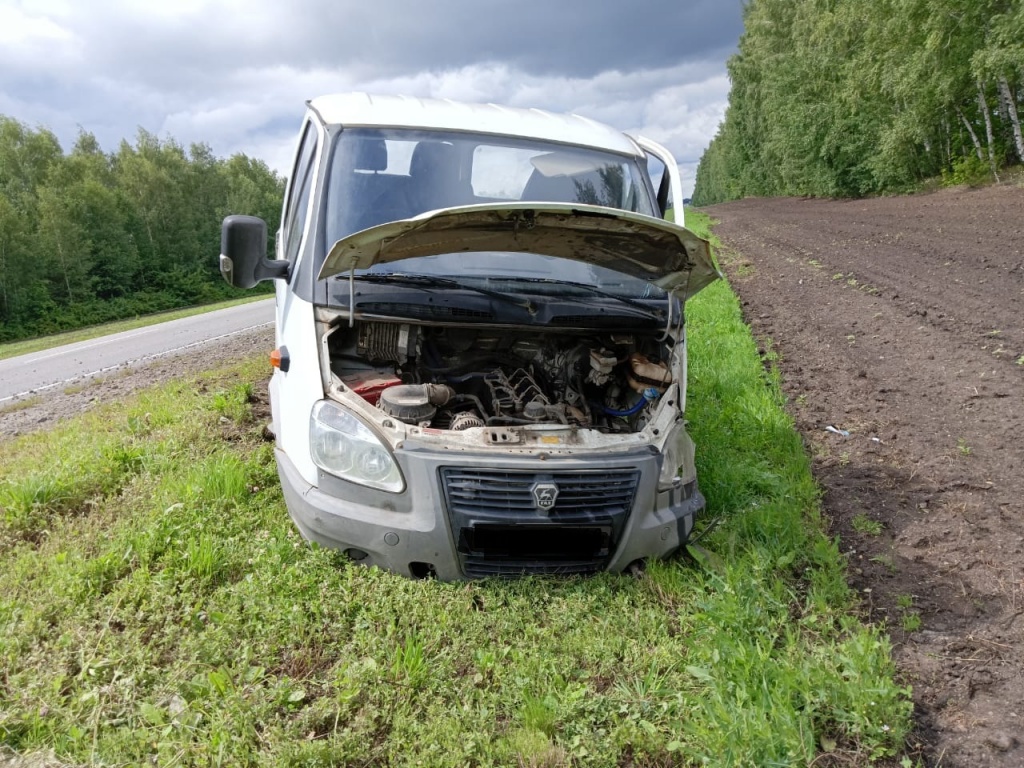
[{"left": 706, "top": 185, "right": 1024, "bottom": 767}]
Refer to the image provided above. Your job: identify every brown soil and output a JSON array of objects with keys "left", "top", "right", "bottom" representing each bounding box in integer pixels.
[
  {"left": 706, "top": 185, "right": 1024, "bottom": 767},
  {"left": 0, "top": 326, "right": 274, "bottom": 439}
]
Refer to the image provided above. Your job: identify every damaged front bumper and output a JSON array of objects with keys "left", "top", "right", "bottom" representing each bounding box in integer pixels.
[{"left": 276, "top": 443, "right": 704, "bottom": 580}]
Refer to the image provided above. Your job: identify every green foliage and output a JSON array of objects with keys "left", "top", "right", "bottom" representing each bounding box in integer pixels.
[
  {"left": 212, "top": 382, "right": 256, "bottom": 425},
  {"left": 896, "top": 594, "right": 923, "bottom": 632},
  {"left": 942, "top": 154, "right": 991, "bottom": 187},
  {"left": 693, "top": 0, "right": 1024, "bottom": 205},
  {"left": 852, "top": 514, "right": 884, "bottom": 537},
  {"left": 902, "top": 612, "right": 922, "bottom": 632},
  {"left": 0, "top": 118, "right": 283, "bottom": 342}
]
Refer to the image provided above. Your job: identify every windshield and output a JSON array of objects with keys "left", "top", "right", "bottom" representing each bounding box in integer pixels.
[
  {"left": 326, "top": 128, "right": 655, "bottom": 242},
  {"left": 323, "top": 128, "right": 664, "bottom": 299}
]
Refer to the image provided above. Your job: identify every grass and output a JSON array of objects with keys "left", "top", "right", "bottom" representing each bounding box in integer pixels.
[
  {"left": 0, "top": 396, "right": 42, "bottom": 416},
  {"left": 0, "top": 294, "right": 269, "bottom": 362},
  {"left": 0, "top": 216, "right": 913, "bottom": 766},
  {"left": 212, "top": 382, "right": 257, "bottom": 425},
  {"left": 901, "top": 613, "right": 922, "bottom": 632},
  {"left": 852, "top": 513, "right": 884, "bottom": 537},
  {"left": 896, "top": 596, "right": 922, "bottom": 632}
]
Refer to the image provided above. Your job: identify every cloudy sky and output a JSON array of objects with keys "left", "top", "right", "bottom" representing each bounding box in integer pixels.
[{"left": 0, "top": 0, "right": 744, "bottom": 197}]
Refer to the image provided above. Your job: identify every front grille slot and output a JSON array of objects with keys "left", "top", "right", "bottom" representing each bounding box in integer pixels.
[{"left": 462, "top": 557, "right": 607, "bottom": 578}]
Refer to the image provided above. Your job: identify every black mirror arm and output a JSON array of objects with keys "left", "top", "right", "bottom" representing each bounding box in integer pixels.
[{"left": 255, "top": 258, "right": 290, "bottom": 283}]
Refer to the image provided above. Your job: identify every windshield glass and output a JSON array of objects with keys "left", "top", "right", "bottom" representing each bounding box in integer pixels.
[
  {"left": 326, "top": 128, "right": 655, "bottom": 242},
  {"left": 323, "top": 128, "right": 663, "bottom": 299}
]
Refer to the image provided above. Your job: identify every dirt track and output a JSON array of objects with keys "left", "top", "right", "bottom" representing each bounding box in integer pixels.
[{"left": 707, "top": 186, "right": 1024, "bottom": 767}]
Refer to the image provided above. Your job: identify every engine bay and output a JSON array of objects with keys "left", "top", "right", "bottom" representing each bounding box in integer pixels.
[{"left": 326, "top": 321, "right": 677, "bottom": 433}]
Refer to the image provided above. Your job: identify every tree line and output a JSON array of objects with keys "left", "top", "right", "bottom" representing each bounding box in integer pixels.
[
  {"left": 692, "top": 0, "right": 1024, "bottom": 205},
  {"left": 0, "top": 117, "right": 283, "bottom": 342}
]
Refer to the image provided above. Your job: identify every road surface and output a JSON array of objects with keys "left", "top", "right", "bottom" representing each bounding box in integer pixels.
[{"left": 0, "top": 298, "right": 275, "bottom": 403}]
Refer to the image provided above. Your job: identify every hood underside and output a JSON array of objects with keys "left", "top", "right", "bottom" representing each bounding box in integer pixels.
[{"left": 319, "top": 203, "right": 720, "bottom": 302}]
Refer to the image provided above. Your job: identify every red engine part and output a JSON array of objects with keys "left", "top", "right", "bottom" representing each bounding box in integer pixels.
[{"left": 341, "top": 371, "right": 402, "bottom": 404}]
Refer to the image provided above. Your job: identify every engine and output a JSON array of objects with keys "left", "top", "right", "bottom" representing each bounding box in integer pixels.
[{"left": 328, "top": 322, "right": 673, "bottom": 433}]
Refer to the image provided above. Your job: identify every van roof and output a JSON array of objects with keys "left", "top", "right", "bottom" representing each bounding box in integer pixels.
[{"left": 308, "top": 93, "right": 642, "bottom": 156}]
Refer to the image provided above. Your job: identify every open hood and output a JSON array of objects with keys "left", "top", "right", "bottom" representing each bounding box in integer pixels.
[{"left": 319, "top": 203, "right": 720, "bottom": 302}]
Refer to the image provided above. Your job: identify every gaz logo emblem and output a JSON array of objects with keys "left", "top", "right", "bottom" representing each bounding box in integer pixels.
[{"left": 532, "top": 482, "right": 559, "bottom": 512}]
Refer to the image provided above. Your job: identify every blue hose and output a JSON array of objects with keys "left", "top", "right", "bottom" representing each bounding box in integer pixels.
[{"left": 594, "top": 387, "right": 660, "bottom": 418}]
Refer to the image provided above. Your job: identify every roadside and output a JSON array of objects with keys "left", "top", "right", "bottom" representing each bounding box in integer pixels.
[
  {"left": 0, "top": 326, "right": 274, "bottom": 438},
  {"left": 706, "top": 185, "right": 1024, "bottom": 767},
  {"left": 0, "top": 294, "right": 271, "bottom": 362}
]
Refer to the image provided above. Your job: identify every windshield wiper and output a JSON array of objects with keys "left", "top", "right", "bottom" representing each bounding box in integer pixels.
[
  {"left": 485, "top": 276, "right": 664, "bottom": 320},
  {"left": 347, "top": 273, "right": 535, "bottom": 315}
]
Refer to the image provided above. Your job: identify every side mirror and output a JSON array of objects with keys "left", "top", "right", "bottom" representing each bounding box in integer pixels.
[{"left": 219, "top": 215, "right": 289, "bottom": 289}]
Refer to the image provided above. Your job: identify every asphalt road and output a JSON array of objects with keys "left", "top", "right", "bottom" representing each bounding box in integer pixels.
[{"left": 0, "top": 298, "right": 275, "bottom": 403}]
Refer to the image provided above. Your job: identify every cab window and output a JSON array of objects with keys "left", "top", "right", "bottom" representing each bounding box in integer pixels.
[{"left": 282, "top": 122, "right": 318, "bottom": 262}]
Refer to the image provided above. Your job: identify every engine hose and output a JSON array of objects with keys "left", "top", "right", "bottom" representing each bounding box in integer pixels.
[
  {"left": 445, "top": 371, "right": 489, "bottom": 383},
  {"left": 593, "top": 387, "right": 660, "bottom": 418},
  {"left": 453, "top": 393, "right": 488, "bottom": 418}
]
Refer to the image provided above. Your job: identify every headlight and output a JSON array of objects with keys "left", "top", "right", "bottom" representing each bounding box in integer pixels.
[
  {"left": 659, "top": 424, "right": 697, "bottom": 491},
  {"left": 309, "top": 400, "right": 405, "bottom": 492}
]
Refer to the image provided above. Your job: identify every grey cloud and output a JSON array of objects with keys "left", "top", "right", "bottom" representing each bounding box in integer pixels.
[
  {"left": 307, "top": 0, "right": 744, "bottom": 78},
  {"left": 34, "top": 0, "right": 742, "bottom": 93}
]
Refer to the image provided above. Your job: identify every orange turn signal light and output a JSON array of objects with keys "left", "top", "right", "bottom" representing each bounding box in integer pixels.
[{"left": 270, "top": 347, "right": 290, "bottom": 372}]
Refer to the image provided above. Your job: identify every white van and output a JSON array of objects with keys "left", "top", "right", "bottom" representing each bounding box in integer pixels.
[{"left": 220, "top": 93, "right": 718, "bottom": 579}]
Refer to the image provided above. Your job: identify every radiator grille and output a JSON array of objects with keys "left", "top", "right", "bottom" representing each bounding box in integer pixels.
[{"left": 440, "top": 468, "right": 640, "bottom": 519}]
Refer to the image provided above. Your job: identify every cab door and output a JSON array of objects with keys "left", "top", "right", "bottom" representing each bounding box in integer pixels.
[{"left": 270, "top": 117, "right": 328, "bottom": 484}]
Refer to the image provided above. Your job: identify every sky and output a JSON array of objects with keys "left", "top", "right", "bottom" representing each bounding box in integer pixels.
[{"left": 0, "top": 0, "right": 745, "bottom": 198}]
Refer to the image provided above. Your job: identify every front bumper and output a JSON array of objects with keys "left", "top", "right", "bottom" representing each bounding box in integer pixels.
[{"left": 276, "top": 444, "right": 705, "bottom": 580}]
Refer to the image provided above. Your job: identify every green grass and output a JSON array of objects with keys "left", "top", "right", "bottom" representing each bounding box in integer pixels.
[
  {"left": 895, "top": 595, "right": 922, "bottom": 633},
  {"left": 0, "top": 395, "right": 42, "bottom": 416},
  {"left": 852, "top": 514, "right": 884, "bottom": 537},
  {"left": 0, "top": 221, "right": 912, "bottom": 766},
  {"left": 0, "top": 295, "right": 269, "bottom": 362}
]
